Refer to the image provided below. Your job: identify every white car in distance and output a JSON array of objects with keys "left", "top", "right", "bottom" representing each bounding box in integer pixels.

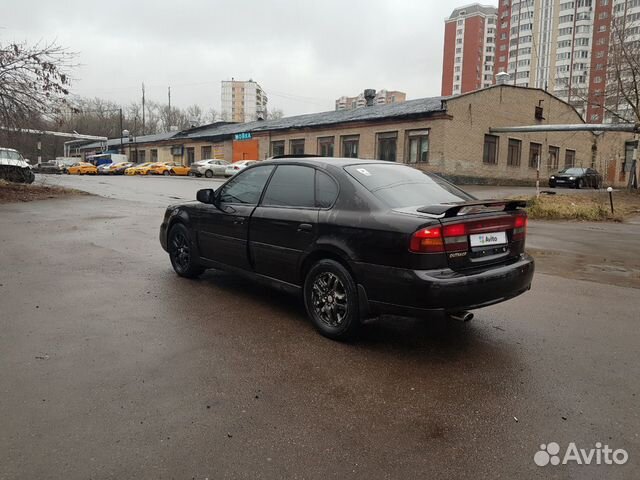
[
  {"left": 190, "top": 159, "right": 230, "bottom": 178},
  {"left": 224, "top": 160, "right": 257, "bottom": 177}
]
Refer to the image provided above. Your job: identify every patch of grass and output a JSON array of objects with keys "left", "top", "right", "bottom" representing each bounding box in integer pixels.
[
  {"left": 520, "top": 191, "right": 640, "bottom": 222},
  {"left": 0, "top": 180, "right": 87, "bottom": 203}
]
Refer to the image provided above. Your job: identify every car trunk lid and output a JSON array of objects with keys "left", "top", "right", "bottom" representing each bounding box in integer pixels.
[{"left": 409, "top": 200, "right": 528, "bottom": 271}]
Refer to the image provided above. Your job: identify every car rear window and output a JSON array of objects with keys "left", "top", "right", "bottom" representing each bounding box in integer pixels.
[{"left": 345, "top": 164, "right": 473, "bottom": 209}]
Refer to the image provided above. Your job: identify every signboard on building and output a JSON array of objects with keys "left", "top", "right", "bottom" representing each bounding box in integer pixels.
[
  {"left": 213, "top": 143, "right": 225, "bottom": 160},
  {"left": 234, "top": 132, "right": 252, "bottom": 141}
]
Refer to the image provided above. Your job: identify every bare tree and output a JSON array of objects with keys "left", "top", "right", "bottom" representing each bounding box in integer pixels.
[
  {"left": 159, "top": 105, "right": 190, "bottom": 132},
  {"left": 558, "top": 13, "right": 640, "bottom": 124},
  {"left": 603, "top": 15, "right": 640, "bottom": 124},
  {"left": 186, "top": 104, "right": 203, "bottom": 127},
  {"left": 206, "top": 107, "right": 219, "bottom": 123},
  {"left": 0, "top": 40, "right": 75, "bottom": 127},
  {"left": 266, "top": 108, "right": 284, "bottom": 120}
]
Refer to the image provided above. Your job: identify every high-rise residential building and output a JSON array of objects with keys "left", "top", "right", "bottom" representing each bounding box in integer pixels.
[
  {"left": 335, "top": 89, "right": 407, "bottom": 110},
  {"left": 443, "top": 0, "right": 639, "bottom": 123},
  {"left": 493, "top": 0, "right": 616, "bottom": 121},
  {"left": 441, "top": 4, "right": 498, "bottom": 96},
  {"left": 221, "top": 79, "right": 268, "bottom": 123}
]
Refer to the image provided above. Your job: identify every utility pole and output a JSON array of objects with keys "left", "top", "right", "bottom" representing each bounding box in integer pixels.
[
  {"left": 119, "top": 108, "right": 123, "bottom": 153},
  {"left": 142, "top": 83, "right": 146, "bottom": 136}
]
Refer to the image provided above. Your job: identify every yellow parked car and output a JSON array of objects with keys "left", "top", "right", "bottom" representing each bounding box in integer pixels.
[
  {"left": 137, "top": 162, "right": 163, "bottom": 175},
  {"left": 124, "top": 162, "right": 153, "bottom": 175},
  {"left": 149, "top": 162, "right": 190, "bottom": 176},
  {"left": 67, "top": 162, "right": 98, "bottom": 175}
]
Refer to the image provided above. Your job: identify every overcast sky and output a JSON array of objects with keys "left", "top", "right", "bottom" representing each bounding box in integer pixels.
[{"left": 2, "top": 0, "right": 477, "bottom": 116}]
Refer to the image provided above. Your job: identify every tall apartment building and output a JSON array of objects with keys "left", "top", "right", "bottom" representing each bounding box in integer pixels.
[
  {"left": 441, "top": 4, "right": 498, "bottom": 96},
  {"left": 335, "top": 89, "right": 407, "bottom": 110},
  {"left": 493, "top": 0, "right": 615, "bottom": 121},
  {"left": 221, "top": 79, "right": 268, "bottom": 123},
  {"left": 448, "top": 0, "right": 639, "bottom": 123}
]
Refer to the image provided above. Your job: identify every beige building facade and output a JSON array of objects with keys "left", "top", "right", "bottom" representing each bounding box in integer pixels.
[{"left": 79, "top": 86, "right": 637, "bottom": 188}]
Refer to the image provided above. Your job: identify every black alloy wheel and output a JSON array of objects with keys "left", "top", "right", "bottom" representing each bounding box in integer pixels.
[
  {"left": 168, "top": 224, "right": 204, "bottom": 278},
  {"left": 304, "top": 259, "right": 360, "bottom": 341}
]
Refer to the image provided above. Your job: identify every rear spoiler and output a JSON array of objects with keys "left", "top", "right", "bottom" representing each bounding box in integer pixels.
[{"left": 417, "top": 199, "right": 528, "bottom": 218}]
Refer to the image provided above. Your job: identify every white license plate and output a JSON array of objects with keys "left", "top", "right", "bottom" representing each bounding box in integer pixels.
[{"left": 469, "top": 232, "right": 507, "bottom": 247}]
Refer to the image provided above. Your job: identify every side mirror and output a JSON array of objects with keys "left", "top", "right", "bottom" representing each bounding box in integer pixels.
[{"left": 196, "top": 188, "right": 216, "bottom": 204}]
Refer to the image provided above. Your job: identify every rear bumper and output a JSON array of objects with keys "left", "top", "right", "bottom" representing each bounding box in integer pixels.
[{"left": 354, "top": 254, "right": 535, "bottom": 317}]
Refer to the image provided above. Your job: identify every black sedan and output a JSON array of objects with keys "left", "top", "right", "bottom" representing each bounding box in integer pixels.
[
  {"left": 160, "top": 158, "right": 534, "bottom": 340},
  {"left": 549, "top": 167, "right": 602, "bottom": 189}
]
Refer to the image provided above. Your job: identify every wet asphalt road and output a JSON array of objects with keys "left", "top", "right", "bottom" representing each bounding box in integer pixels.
[{"left": 1, "top": 175, "right": 639, "bottom": 479}]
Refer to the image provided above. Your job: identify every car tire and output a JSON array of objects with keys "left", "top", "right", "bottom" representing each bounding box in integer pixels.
[
  {"left": 575, "top": 179, "right": 581, "bottom": 189},
  {"left": 168, "top": 224, "right": 204, "bottom": 279},
  {"left": 303, "top": 259, "right": 360, "bottom": 341},
  {"left": 204, "top": 170, "right": 213, "bottom": 178},
  {"left": 163, "top": 171, "right": 170, "bottom": 176}
]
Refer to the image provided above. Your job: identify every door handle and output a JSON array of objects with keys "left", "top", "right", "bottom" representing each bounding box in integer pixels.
[{"left": 297, "top": 223, "right": 313, "bottom": 232}]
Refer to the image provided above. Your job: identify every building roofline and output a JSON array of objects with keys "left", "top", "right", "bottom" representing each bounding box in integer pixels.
[{"left": 447, "top": 84, "right": 587, "bottom": 124}]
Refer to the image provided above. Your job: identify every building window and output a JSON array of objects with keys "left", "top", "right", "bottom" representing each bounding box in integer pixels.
[
  {"left": 406, "top": 131, "right": 429, "bottom": 164},
  {"left": 548, "top": 146, "right": 560, "bottom": 170},
  {"left": 150, "top": 149, "right": 158, "bottom": 162},
  {"left": 186, "top": 147, "right": 195, "bottom": 165},
  {"left": 565, "top": 149, "right": 576, "bottom": 168},
  {"left": 529, "top": 143, "right": 542, "bottom": 169},
  {"left": 317, "top": 137, "right": 334, "bottom": 157},
  {"left": 201, "top": 146, "right": 212, "bottom": 160},
  {"left": 507, "top": 139, "right": 522, "bottom": 166},
  {"left": 341, "top": 135, "right": 359, "bottom": 158},
  {"left": 271, "top": 140, "right": 285, "bottom": 157},
  {"left": 376, "top": 132, "right": 397, "bottom": 162},
  {"left": 290, "top": 139, "right": 305, "bottom": 156},
  {"left": 483, "top": 135, "right": 499, "bottom": 164}
]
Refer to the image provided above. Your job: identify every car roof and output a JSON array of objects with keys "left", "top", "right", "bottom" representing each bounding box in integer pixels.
[{"left": 263, "top": 156, "right": 407, "bottom": 168}]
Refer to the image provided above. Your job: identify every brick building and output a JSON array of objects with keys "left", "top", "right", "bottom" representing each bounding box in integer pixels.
[
  {"left": 441, "top": 4, "right": 498, "bottom": 96},
  {"left": 445, "top": 0, "right": 640, "bottom": 123},
  {"left": 335, "top": 90, "right": 407, "bottom": 110},
  {"left": 77, "top": 86, "right": 637, "bottom": 187}
]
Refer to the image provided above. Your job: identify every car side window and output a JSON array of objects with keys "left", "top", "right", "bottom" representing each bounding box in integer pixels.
[
  {"left": 316, "top": 170, "right": 339, "bottom": 208},
  {"left": 218, "top": 166, "right": 274, "bottom": 205},
  {"left": 262, "top": 165, "right": 316, "bottom": 208}
]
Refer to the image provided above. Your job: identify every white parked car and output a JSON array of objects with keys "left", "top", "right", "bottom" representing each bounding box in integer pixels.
[
  {"left": 224, "top": 160, "right": 257, "bottom": 177},
  {"left": 97, "top": 163, "right": 113, "bottom": 175},
  {"left": 190, "top": 159, "right": 230, "bottom": 178}
]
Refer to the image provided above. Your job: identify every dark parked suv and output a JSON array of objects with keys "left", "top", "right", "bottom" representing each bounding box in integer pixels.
[{"left": 160, "top": 158, "right": 534, "bottom": 340}]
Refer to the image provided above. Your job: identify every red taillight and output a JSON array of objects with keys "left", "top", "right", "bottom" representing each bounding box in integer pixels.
[
  {"left": 410, "top": 213, "right": 528, "bottom": 254},
  {"left": 443, "top": 223, "right": 466, "bottom": 237},
  {"left": 409, "top": 227, "right": 444, "bottom": 253},
  {"left": 513, "top": 214, "right": 528, "bottom": 241}
]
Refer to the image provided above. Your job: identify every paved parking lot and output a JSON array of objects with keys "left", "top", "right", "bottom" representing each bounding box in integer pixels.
[{"left": 1, "top": 174, "right": 638, "bottom": 479}]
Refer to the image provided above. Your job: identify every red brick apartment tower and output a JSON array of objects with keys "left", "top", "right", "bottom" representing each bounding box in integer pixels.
[
  {"left": 494, "top": 0, "right": 512, "bottom": 77},
  {"left": 586, "top": 0, "right": 613, "bottom": 123},
  {"left": 441, "top": 4, "right": 498, "bottom": 96}
]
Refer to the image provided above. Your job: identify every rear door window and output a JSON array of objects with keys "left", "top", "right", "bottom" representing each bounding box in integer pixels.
[
  {"left": 262, "top": 165, "right": 316, "bottom": 208},
  {"left": 344, "top": 163, "right": 473, "bottom": 208}
]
